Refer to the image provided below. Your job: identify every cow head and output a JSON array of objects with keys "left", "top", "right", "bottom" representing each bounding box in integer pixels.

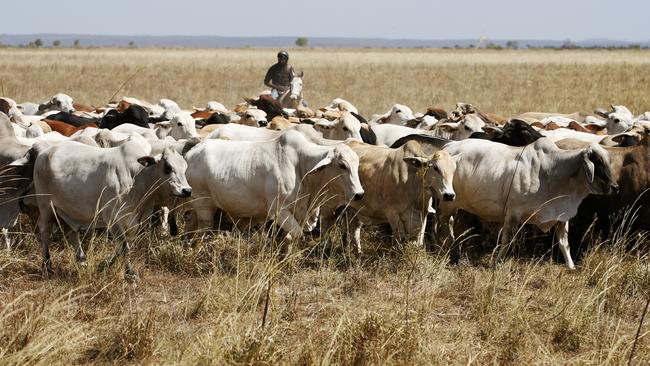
[
  {"left": 388, "top": 104, "right": 415, "bottom": 125},
  {"left": 138, "top": 147, "right": 192, "bottom": 198},
  {"left": 267, "top": 116, "right": 293, "bottom": 131},
  {"left": 39, "top": 93, "right": 75, "bottom": 114},
  {"left": 404, "top": 151, "right": 459, "bottom": 202},
  {"left": 581, "top": 144, "right": 618, "bottom": 195},
  {"left": 495, "top": 119, "right": 543, "bottom": 146},
  {"left": 437, "top": 114, "right": 485, "bottom": 140},
  {"left": 156, "top": 113, "right": 199, "bottom": 140},
  {"left": 238, "top": 108, "right": 268, "bottom": 127},
  {"left": 307, "top": 144, "right": 364, "bottom": 202},
  {"left": 595, "top": 105, "right": 634, "bottom": 135},
  {"left": 314, "top": 112, "right": 362, "bottom": 141}
]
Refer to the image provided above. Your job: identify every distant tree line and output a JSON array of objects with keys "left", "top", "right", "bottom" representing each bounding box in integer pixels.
[{"left": 0, "top": 37, "right": 646, "bottom": 50}]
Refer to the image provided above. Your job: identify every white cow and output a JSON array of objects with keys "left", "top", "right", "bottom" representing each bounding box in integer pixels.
[
  {"left": 19, "top": 93, "right": 75, "bottom": 115},
  {"left": 324, "top": 98, "right": 359, "bottom": 115},
  {"left": 439, "top": 138, "right": 618, "bottom": 269},
  {"left": 30, "top": 141, "right": 192, "bottom": 276},
  {"left": 208, "top": 122, "right": 357, "bottom": 145},
  {"left": 594, "top": 105, "right": 635, "bottom": 134},
  {"left": 370, "top": 104, "right": 415, "bottom": 125},
  {"left": 366, "top": 114, "right": 483, "bottom": 146},
  {"left": 112, "top": 123, "right": 159, "bottom": 140},
  {"left": 185, "top": 130, "right": 364, "bottom": 253},
  {"left": 153, "top": 113, "right": 200, "bottom": 140}
]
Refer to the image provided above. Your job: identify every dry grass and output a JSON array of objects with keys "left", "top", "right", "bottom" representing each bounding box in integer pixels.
[
  {"left": 2, "top": 48, "right": 650, "bottom": 365},
  {"left": 2, "top": 48, "right": 650, "bottom": 116}
]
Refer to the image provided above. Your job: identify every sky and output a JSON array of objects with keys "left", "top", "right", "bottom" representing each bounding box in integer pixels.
[{"left": 2, "top": 0, "right": 649, "bottom": 41}]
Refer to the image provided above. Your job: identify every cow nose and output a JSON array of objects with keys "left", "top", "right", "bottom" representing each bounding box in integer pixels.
[
  {"left": 353, "top": 192, "right": 364, "bottom": 201},
  {"left": 610, "top": 184, "right": 619, "bottom": 195},
  {"left": 181, "top": 188, "right": 192, "bottom": 197},
  {"left": 443, "top": 193, "right": 456, "bottom": 202}
]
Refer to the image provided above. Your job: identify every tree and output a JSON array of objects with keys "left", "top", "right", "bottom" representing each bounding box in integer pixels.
[
  {"left": 128, "top": 41, "right": 136, "bottom": 48},
  {"left": 52, "top": 40, "right": 61, "bottom": 47},
  {"left": 295, "top": 37, "right": 308, "bottom": 48},
  {"left": 73, "top": 39, "right": 80, "bottom": 48},
  {"left": 34, "top": 38, "right": 43, "bottom": 48},
  {"left": 506, "top": 40, "right": 519, "bottom": 50}
]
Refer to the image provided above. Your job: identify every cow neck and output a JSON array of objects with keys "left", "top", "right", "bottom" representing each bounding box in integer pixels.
[
  {"left": 544, "top": 148, "right": 591, "bottom": 197},
  {"left": 124, "top": 164, "right": 163, "bottom": 222},
  {"left": 293, "top": 143, "right": 335, "bottom": 217}
]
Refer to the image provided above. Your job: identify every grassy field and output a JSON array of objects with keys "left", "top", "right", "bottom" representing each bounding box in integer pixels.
[{"left": 2, "top": 48, "right": 650, "bottom": 365}]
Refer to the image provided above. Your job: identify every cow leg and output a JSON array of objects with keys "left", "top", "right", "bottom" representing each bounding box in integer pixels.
[
  {"left": 386, "top": 211, "right": 406, "bottom": 243},
  {"left": 2, "top": 228, "right": 10, "bottom": 251},
  {"left": 37, "top": 206, "right": 54, "bottom": 273},
  {"left": 193, "top": 201, "right": 215, "bottom": 233},
  {"left": 494, "top": 216, "right": 518, "bottom": 268},
  {"left": 555, "top": 221, "right": 576, "bottom": 270},
  {"left": 99, "top": 226, "right": 136, "bottom": 278},
  {"left": 276, "top": 209, "right": 303, "bottom": 256},
  {"left": 319, "top": 211, "right": 336, "bottom": 255},
  {"left": 68, "top": 230, "right": 86, "bottom": 264},
  {"left": 167, "top": 209, "right": 179, "bottom": 237},
  {"left": 415, "top": 213, "right": 428, "bottom": 248},
  {"left": 160, "top": 206, "right": 170, "bottom": 232},
  {"left": 349, "top": 216, "right": 362, "bottom": 255}
]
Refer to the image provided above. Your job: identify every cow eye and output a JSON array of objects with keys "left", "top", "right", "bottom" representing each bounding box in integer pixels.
[
  {"left": 246, "top": 114, "right": 252, "bottom": 118},
  {"left": 342, "top": 126, "right": 349, "bottom": 131},
  {"left": 433, "top": 165, "right": 440, "bottom": 173},
  {"left": 464, "top": 126, "right": 471, "bottom": 131},
  {"left": 164, "top": 163, "right": 172, "bottom": 174},
  {"left": 177, "top": 122, "right": 182, "bottom": 126},
  {"left": 613, "top": 118, "right": 620, "bottom": 123},
  {"left": 395, "top": 110, "right": 401, "bottom": 114},
  {"left": 338, "top": 163, "right": 347, "bottom": 170}
]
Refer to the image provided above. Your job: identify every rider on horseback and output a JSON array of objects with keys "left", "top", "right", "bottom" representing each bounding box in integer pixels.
[{"left": 264, "top": 50, "right": 296, "bottom": 100}]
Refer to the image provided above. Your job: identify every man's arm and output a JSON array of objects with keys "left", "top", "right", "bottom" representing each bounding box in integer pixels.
[{"left": 264, "top": 66, "right": 275, "bottom": 89}]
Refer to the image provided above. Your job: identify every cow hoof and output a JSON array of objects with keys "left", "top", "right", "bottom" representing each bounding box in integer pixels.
[
  {"left": 124, "top": 269, "right": 139, "bottom": 283},
  {"left": 97, "top": 260, "right": 111, "bottom": 273},
  {"left": 42, "top": 261, "right": 54, "bottom": 276}
]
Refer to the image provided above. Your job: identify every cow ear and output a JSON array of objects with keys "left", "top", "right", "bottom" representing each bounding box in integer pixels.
[
  {"left": 9, "top": 153, "right": 31, "bottom": 167},
  {"left": 155, "top": 121, "right": 171, "bottom": 128},
  {"left": 137, "top": 156, "right": 157, "bottom": 167},
  {"left": 298, "top": 71, "right": 304, "bottom": 77},
  {"left": 611, "top": 133, "right": 639, "bottom": 147},
  {"left": 594, "top": 108, "right": 609, "bottom": 118},
  {"left": 582, "top": 150, "right": 595, "bottom": 182},
  {"left": 403, "top": 157, "right": 430, "bottom": 169},
  {"left": 437, "top": 123, "right": 458, "bottom": 132},
  {"left": 314, "top": 119, "right": 334, "bottom": 130},
  {"left": 306, "top": 156, "right": 332, "bottom": 175},
  {"left": 585, "top": 124, "right": 606, "bottom": 132}
]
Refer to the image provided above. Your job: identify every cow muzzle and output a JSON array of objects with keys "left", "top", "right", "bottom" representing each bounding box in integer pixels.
[
  {"left": 353, "top": 192, "right": 364, "bottom": 201},
  {"left": 609, "top": 183, "right": 620, "bottom": 195},
  {"left": 179, "top": 188, "right": 192, "bottom": 198},
  {"left": 443, "top": 192, "right": 456, "bottom": 202}
]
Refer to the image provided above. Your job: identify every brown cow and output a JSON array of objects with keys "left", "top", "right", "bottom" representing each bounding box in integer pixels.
[
  {"left": 44, "top": 119, "right": 97, "bottom": 137},
  {"left": 73, "top": 103, "right": 96, "bottom": 113},
  {"left": 556, "top": 136, "right": 650, "bottom": 247},
  {"left": 245, "top": 95, "right": 287, "bottom": 120}
]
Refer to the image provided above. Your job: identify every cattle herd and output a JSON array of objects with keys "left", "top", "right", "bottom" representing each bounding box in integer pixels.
[{"left": 0, "top": 92, "right": 649, "bottom": 278}]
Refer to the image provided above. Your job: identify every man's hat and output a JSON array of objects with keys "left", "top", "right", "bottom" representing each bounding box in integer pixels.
[{"left": 277, "top": 50, "right": 289, "bottom": 59}]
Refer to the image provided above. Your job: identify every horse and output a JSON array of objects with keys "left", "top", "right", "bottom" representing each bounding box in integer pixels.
[{"left": 277, "top": 71, "right": 304, "bottom": 109}]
